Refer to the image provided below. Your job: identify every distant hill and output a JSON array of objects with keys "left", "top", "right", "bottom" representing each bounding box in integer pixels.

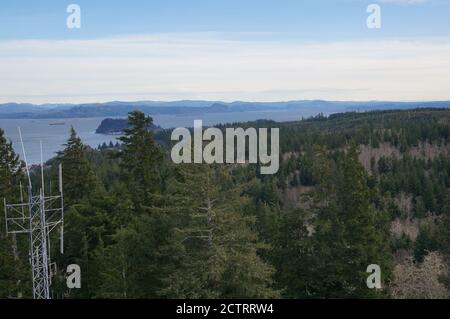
[
  {"left": 0, "top": 100, "right": 449, "bottom": 119},
  {"left": 0, "top": 103, "right": 73, "bottom": 114}
]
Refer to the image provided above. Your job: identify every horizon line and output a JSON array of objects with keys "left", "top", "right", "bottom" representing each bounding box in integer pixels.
[{"left": 2, "top": 98, "right": 450, "bottom": 107}]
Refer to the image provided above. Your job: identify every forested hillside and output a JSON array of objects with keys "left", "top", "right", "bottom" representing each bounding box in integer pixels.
[{"left": 1, "top": 108, "right": 449, "bottom": 299}]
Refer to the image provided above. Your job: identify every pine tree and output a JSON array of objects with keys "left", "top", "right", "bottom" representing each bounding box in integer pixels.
[
  {"left": 309, "top": 144, "right": 392, "bottom": 298},
  {"left": 118, "top": 111, "right": 161, "bottom": 209},
  {"left": 53, "top": 127, "right": 105, "bottom": 298},
  {"left": 93, "top": 112, "right": 161, "bottom": 295},
  {"left": 0, "top": 235, "right": 28, "bottom": 298},
  {"left": 94, "top": 211, "right": 179, "bottom": 298},
  {"left": 58, "top": 127, "right": 98, "bottom": 206},
  {"left": 274, "top": 146, "right": 337, "bottom": 298},
  {"left": 273, "top": 207, "right": 313, "bottom": 298},
  {"left": 0, "top": 128, "right": 28, "bottom": 298},
  {"left": 56, "top": 194, "right": 116, "bottom": 299},
  {"left": 414, "top": 225, "right": 439, "bottom": 263},
  {"left": 160, "top": 164, "right": 278, "bottom": 298},
  {"left": 0, "top": 128, "right": 23, "bottom": 205}
]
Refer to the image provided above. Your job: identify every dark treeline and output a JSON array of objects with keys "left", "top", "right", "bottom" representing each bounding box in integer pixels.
[{"left": 0, "top": 108, "right": 449, "bottom": 299}]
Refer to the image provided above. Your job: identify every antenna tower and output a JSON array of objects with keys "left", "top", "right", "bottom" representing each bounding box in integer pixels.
[{"left": 3, "top": 128, "right": 64, "bottom": 299}]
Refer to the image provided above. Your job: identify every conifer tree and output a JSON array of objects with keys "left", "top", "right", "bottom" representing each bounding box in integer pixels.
[
  {"left": 309, "top": 144, "right": 392, "bottom": 297},
  {"left": 0, "top": 128, "right": 23, "bottom": 204},
  {"left": 58, "top": 127, "right": 98, "bottom": 206},
  {"left": 94, "top": 211, "right": 180, "bottom": 298},
  {"left": 0, "top": 128, "right": 28, "bottom": 298},
  {"left": 54, "top": 127, "right": 104, "bottom": 298},
  {"left": 160, "top": 164, "right": 278, "bottom": 298},
  {"left": 118, "top": 111, "right": 161, "bottom": 209},
  {"left": 0, "top": 236, "right": 28, "bottom": 298},
  {"left": 273, "top": 207, "right": 313, "bottom": 298}
]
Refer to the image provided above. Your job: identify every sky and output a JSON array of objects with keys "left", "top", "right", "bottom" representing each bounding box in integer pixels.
[{"left": 0, "top": 0, "right": 450, "bottom": 103}]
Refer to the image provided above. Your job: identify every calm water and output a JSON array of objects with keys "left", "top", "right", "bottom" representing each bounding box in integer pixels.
[
  {"left": 0, "top": 118, "right": 118, "bottom": 165},
  {"left": 0, "top": 108, "right": 316, "bottom": 164}
]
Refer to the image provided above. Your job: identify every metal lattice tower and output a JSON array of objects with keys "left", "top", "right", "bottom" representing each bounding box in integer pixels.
[{"left": 3, "top": 130, "right": 64, "bottom": 299}]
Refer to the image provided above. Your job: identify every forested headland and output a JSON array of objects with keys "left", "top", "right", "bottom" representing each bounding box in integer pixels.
[{"left": 1, "top": 108, "right": 449, "bottom": 299}]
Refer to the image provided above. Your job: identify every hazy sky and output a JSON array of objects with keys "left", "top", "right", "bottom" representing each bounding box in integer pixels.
[{"left": 1, "top": 0, "right": 450, "bottom": 103}]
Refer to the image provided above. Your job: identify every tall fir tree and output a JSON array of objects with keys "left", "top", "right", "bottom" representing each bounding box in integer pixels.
[
  {"left": 118, "top": 111, "right": 161, "bottom": 210},
  {"left": 94, "top": 210, "right": 179, "bottom": 298},
  {"left": 308, "top": 144, "right": 392, "bottom": 297},
  {"left": 278, "top": 145, "right": 391, "bottom": 298},
  {"left": 273, "top": 206, "right": 313, "bottom": 298},
  {"left": 160, "top": 164, "right": 278, "bottom": 298},
  {"left": 53, "top": 127, "right": 104, "bottom": 298},
  {"left": 58, "top": 127, "right": 98, "bottom": 206}
]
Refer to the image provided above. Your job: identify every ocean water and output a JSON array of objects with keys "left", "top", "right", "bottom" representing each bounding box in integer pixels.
[
  {"left": 0, "top": 108, "right": 314, "bottom": 164},
  {"left": 0, "top": 118, "right": 117, "bottom": 165}
]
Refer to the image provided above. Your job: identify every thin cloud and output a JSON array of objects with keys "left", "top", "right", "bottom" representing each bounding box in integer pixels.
[{"left": 0, "top": 33, "right": 449, "bottom": 103}]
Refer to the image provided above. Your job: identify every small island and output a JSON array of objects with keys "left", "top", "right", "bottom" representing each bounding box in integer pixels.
[{"left": 95, "top": 118, "right": 160, "bottom": 135}]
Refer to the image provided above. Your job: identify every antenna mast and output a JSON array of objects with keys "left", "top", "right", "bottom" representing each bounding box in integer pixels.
[{"left": 3, "top": 129, "right": 65, "bottom": 299}]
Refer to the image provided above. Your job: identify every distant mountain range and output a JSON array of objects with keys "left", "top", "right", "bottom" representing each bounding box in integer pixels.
[{"left": 0, "top": 100, "right": 449, "bottom": 119}]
